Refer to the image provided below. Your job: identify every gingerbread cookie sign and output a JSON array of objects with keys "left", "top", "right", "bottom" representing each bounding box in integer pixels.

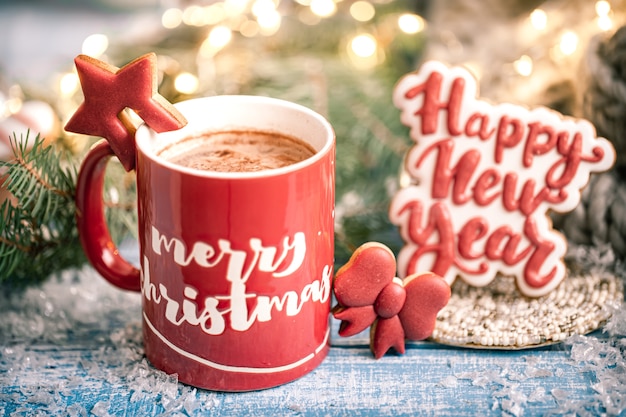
[{"left": 390, "top": 61, "right": 615, "bottom": 298}]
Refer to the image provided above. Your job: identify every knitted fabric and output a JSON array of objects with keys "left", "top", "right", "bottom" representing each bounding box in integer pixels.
[{"left": 552, "top": 26, "right": 626, "bottom": 258}]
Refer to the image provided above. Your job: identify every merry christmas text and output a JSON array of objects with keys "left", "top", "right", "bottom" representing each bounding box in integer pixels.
[{"left": 141, "top": 226, "right": 332, "bottom": 335}]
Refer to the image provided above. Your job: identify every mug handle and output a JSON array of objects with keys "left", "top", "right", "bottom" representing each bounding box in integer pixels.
[{"left": 75, "top": 139, "right": 141, "bottom": 292}]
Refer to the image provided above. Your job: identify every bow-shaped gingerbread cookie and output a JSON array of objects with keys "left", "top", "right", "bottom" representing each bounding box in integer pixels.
[{"left": 332, "top": 242, "right": 451, "bottom": 358}]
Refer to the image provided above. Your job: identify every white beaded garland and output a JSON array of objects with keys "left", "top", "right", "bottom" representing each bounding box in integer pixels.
[{"left": 431, "top": 265, "right": 623, "bottom": 349}]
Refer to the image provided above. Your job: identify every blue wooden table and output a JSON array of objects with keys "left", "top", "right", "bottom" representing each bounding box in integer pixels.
[
  {"left": 1, "top": 263, "right": 624, "bottom": 416},
  {"left": 1, "top": 4, "right": 625, "bottom": 416}
]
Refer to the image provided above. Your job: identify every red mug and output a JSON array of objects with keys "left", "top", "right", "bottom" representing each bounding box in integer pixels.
[{"left": 75, "top": 95, "right": 335, "bottom": 391}]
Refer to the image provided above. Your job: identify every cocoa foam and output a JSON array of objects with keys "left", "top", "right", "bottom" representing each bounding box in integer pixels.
[{"left": 160, "top": 130, "right": 316, "bottom": 173}]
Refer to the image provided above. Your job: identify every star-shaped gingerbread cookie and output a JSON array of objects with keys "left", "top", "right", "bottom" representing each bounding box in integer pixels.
[{"left": 65, "top": 53, "right": 187, "bottom": 171}]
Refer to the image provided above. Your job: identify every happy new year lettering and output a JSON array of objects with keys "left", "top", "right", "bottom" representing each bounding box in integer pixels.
[
  {"left": 390, "top": 192, "right": 561, "bottom": 290},
  {"left": 399, "top": 64, "right": 608, "bottom": 184},
  {"left": 415, "top": 138, "right": 565, "bottom": 216},
  {"left": 404, "top": 70, "right": 464, "bottom": 136},
  {"left": 392, "top": 61, "right": 615, "bottom": 297}
]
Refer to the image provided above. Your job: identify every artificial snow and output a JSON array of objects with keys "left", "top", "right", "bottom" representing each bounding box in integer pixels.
[
  {"left": 0, "top": 246, "right": 624, "bottom": 415},
  {"left": 0, "top": 265, "right": 215, "bottom": 416}
]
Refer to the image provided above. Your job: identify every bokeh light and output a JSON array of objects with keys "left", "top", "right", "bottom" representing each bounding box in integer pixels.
[
  {"left": 81, "top": 34, "right": 109, "bottom": 57},
  {"left": 350, "top": 1, "right": 376, "bottom": 22},
  {"left": 310, "top": 0, "right": 337, "bottom": 18},
  {"left": 530, "top": 9, "right": 547, "bottom": 30},
  {"left": 398, "top": 13, "right": 425, "bottom": 34},
  {"left": 174, "top": 72, "right": 200, "bottom": 94}
]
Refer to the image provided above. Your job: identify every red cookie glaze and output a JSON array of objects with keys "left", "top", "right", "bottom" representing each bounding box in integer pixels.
[
  {"left": 374, "top": 281, "right": 406, "bottom": 318},
  {"left": 333, "top": 305, "right": 377, "bottom": 337},
  {"left": 391, "top": 60, "right": 616, "bottom": 298},
  {"left": 332, "top": 242, "right": 450, "bottom": 358},
  {"left": 65, "top": 53, "right": 187, "bottom": 171},
  {"left": 370, "top": 316, "right": 406, "bottom": 359},
  {"left": 399, "top": 272, "right": 451, "bottom": 341},
  {"left": 333, "top": 242, "right": 396, "bottom": 307}
]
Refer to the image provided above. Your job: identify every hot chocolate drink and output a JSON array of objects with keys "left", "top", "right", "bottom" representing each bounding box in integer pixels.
[{"left": 160, "top": 129, "right": 316, "bottom": 173}]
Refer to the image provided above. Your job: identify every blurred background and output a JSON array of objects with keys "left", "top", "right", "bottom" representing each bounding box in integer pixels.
[{"left": 1, "top": 0, "right": 625, "bottom": 285}]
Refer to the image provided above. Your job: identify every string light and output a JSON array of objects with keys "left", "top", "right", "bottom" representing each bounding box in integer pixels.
[
  {"left": 351, "top": 34, "right": 377, "bottom": 58},
  {"left": 595, "top": 0, "right": 613, "bottom": 31},
  {"left": 529, "top": 9, "right": 547, "bottom": 31},
  {"left": 52, "top": 0, "right": 625, "bottom": 157},
  {"left": 4, "top": 85, "right": 23, "bottom": 116},
  {"left": 298, "top": 7, "right": 321, "bottom": 25},
  {"left": 200, "top": 25, "right": 233, "bottom": 57},
  {"left": 257, "top": 9, "right": 281, "bottom": 35},
  {"left": 116, "top": 0, "right": 626, "bottom": 94},
  {"left": 59, "top": 73, "right": 80, "bottom": 98},
  {"left": 240, "top": 19, "right": 260, "bottom": 37},
  {"left": 162, "top": 8, "right": 183, "bottom": 29},
  {"left": 347, "top": 33, "right": 381, "bottom": 69},
  {"left": 251, "top": 0, "right": 277, "bottom": 18},
  {"left": 350, "top": 1, "right": 376, "bottom": 22},
  {"left": 2, "top": 100, "right": 21, "bottom": 118},
  {"left": 81, "top": 34, "right": 108, "bottom": 57},
  {"left": 224, "top": 0, "right": 249, "bottom": 17},
  {"left": 310, "top": 0, "right": 337, "bottom": 18},
  {"left": 203, "top": 4, "right": 227, "bottom": 26},
  {"left": 513, "top": 55, "right": 533, "bottom": 77},
  {"left": 209, "top": 25, "right": 233, "bottom": 48},
  {"left": 597, "top": 15, "right": 613, "bottom": 31},
  {"left": 174, "top": 72, "right": 200, "bottom": 95},
  {"left": 595, "top": 0, "right": 611, "bottom": 16},
  {"left": 398, "top": 13, "right": 425, "bottom": 34},
  {"left": 182, "top": 5, "right": 206, "bottom": 27},
  {"left": 249, "top": 0, "right": 281, "bottom": 34},
  {"left": 559, "top": 31, "right": 578, "bottom": 56}
]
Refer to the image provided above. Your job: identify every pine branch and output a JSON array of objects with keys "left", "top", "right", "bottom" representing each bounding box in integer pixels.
[{"left": 0, "top": 133, "right": 84, "bottom": 288}]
